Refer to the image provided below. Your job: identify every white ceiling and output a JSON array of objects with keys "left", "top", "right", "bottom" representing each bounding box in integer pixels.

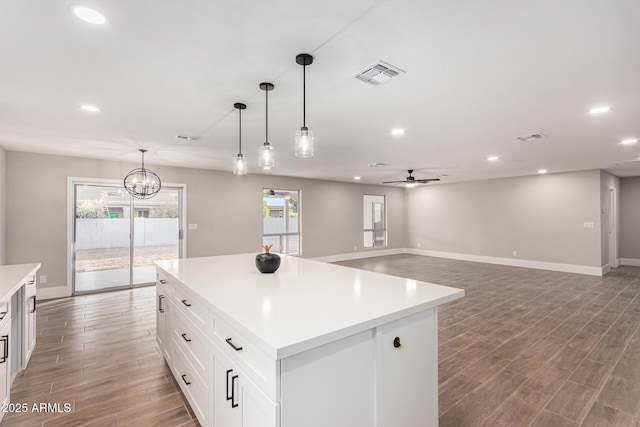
[{"left": 1, "top": 0, "right": 640, "bottom": 185}]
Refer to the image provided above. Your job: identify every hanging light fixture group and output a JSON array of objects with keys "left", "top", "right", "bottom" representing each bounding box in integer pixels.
[
  {"left": 232, "top": 102, "right": 248, "bottom": 175},
  {"left": 294, "top": 53, "right": 314, "bottom": 158},
  {"left": 229, "top": 53, "right": 315, "bottom": 175},
  {"left": 258, "top": 82, "right": 275, "bottom": 170},
  {"left": 124, "top": 149, "right": 161, "bottom": 199}
]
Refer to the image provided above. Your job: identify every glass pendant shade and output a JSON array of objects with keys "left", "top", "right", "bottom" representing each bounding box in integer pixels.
[
  {"left": 123, "top": 149, "right": 161, "bottom": 199},
  {"left": 233, "top": 153, "right": 247, "bottom": 175},
  {"left": 295, "top": 126, "right": 314, "bottom": 158},
  {"left": 259, "top": 143, "right": 275, "bottom": 169}
]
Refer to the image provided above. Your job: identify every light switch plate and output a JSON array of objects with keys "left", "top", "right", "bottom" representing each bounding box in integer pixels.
[
  {"left": 583, "top": 222, "right": 595, "bottom": 229},
  {"left": 188, "top": 224, "right": 198, "bottom": 230}
]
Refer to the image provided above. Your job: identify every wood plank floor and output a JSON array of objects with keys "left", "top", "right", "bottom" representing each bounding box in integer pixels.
[
  {"left": 3, "top": 255, "right": 639, "bottom": 426},
  {"left": 337, "top": 255, "right": 640, "bottom": 427},
  {"left": 2, "top": 287, "right": 199, "bottom": 427}
]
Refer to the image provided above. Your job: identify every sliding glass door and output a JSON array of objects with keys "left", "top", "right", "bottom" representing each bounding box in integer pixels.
[{"left": 73, "top": 183, "right": 183, "bottom": 294}]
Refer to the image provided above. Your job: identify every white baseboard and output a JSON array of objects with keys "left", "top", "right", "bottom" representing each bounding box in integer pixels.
[
  {"left": 311, "top": 248, "right": 404, "bottom": 263},
  {"left": 37, "top": 285, "right": 71, "bottom": 301},
  {"left": 403, "top": 248, "right": 604, "bottom": 276},
  {"left": 602, "top": 264, "right": 611, "bottom": 275},
  {"left": 620, "top": 258, "right": 640, "bottom": 267}
]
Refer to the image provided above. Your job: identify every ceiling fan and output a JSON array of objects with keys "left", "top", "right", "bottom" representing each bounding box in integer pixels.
[
  {"left": 264, "top": 189, "right": 291, "bottom": 197},
  {"left": 382, "top": 170, "right": 440, "bottom": 186}
]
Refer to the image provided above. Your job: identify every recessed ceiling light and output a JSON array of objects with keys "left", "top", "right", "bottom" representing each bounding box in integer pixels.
[
  {"left": 621, "top": 138, "right": 638, "bottom": 145},
  {"left": 391, "top": 129, "right": 405, "bottom": 136},
  {"left": 353, "top": 176, "right": 361, "bottom": 180},
  {"left": 80, "top": 105, "right": 101, "bottom": 112},
  {"left": 73, "top": 6, "right": 106, "bottom": 25},
  {"left": 487, "top": 156, "right": 500, "bottom": 161},
  {"left": 589, "top": 106, "right": 610, "bottom": 115},
  {"left": 538, "top": 169, "right": 548, "bottom": 174}
]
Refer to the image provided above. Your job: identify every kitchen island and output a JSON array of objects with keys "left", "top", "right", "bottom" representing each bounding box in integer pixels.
[{"left": 155, "top": 254, "right": 463, "bottom": 427}]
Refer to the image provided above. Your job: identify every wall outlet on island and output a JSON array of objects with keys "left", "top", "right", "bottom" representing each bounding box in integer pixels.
[
  {"left": 417, "top": 242, "right": 421, "bottom": 248},
  {"left": 512, "top": 251, "right": 517, "bottom": 257},
  {"left": 39, "top": 275, "right": 47, "bottom": 284},
  {"left": 353, "top": 246, "right": 358, "bottom": 251}
]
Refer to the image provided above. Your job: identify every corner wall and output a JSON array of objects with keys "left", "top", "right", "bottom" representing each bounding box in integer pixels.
[
  {"left": 5, "top": 151, "right": 405, "bottom": 292},
  {"left": 0, "top": 147, "right": 5, "bottom": 265},
  {"left": 405, "top": 170, "right": 603, "bottom": 272}
]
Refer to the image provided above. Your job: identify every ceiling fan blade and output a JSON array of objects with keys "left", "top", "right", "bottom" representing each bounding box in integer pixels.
[
  {"left": 382, "top": 180, "right": 407, "bottom": 184},
  {"left": 415, "top": 178, "right": 440, "bottom": 183}
]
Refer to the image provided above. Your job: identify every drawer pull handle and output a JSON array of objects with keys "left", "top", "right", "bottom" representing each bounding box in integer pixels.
[
  {"left": 27, "top": 280, "right": 35, "bottom": 286},
  {"left": 226, "top": 369, "right": 233, "bottom": 401},
  {"left": 181, "top": 299, "right": 192, "bottom": 307},
  {"left": 158, "top": 295, "right": 165, "bottom": 313},
  {"left": 181, "top": 374, "right": 191, "bottom": 385},
  {"left": 231, "top": 374, "right": 239, "bottom": 408},
  {"left": 181, "top": 333, "right": 191, "bottom": 343},
  {"left": 159, "top": 279, "right": 167, "bottom": 284},
  {"left": 0, "top": 335, "right": 8, "bottom": 364},
  {"left": 0, "top": 312, "right": 6, "bottom": 321},
  {"left": 30, "top": 296, "right": 37, "bottom": 313},
  {"left": 225, "top": 338, "right": 243, "bottom": 351}
]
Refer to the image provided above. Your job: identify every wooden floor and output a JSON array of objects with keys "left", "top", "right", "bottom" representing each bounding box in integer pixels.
[
  {"left": 338, "top": 255, "right": 640, "bottom": 427},
  {"left": 3, "top": 255, "right": 639, "bottom": 426},
  {"left": 2, "top": 287, "right": 198, "bottom": 427}
]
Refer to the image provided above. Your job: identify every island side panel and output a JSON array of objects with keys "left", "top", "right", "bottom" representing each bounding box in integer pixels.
[{"left": 375, "top": 308, "right": 438, "bottom": 427}]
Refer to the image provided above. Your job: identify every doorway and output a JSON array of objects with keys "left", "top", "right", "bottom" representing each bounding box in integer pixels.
[
  {"left": 71, "top": 181, "right": 185, "bottom": 294},
  {"left": 609, "top": 187, "right": 618, "bottom": 268}
]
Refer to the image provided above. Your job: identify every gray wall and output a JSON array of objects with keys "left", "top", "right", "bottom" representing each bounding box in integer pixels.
[
  {"left": 620, "top": 176, "right": 640, "bottom": 260},
  {"left": 0, "top": 147, "right": 5, "bottom": 265},
  {"left": 600, "top": 170, "right": 621, "bottom": 266},
  {"left": 5, "top": 151, "right": 405, "bottom": 289},
  {"left": 405, "top": 169, "right": 603, "bottom": 267}
]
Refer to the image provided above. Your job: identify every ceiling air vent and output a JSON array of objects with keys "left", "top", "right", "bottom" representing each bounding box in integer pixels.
[
  {"left": 368, "top": 162, "right": 389, "bottom": 168},
  {"left": 176, "top": 134, "right": 201, "bottom": 142},
  {"left": 354, "top": 61, "right": 405, "bottom": 86},
  {"left": 515, "top": 133, "right": 545, "bottom": 142}
]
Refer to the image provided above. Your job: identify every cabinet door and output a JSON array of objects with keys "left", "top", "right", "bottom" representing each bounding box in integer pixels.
[
  {"left": 0, "top": 320, "right": 11, "bottom": 412},
  {"left": 213, "top": 342, "right": 278, "bottom": 427}
]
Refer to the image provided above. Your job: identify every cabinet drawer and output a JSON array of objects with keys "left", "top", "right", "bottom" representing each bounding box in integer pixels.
[
  {"left": 156, "top": 273, "right": 175, "bottom": 297},
  {"left": 174, "top": 285, "right": 208, "bottom": 330},
  {"left": 213, "top": 315, "right": 279, "bottom": 401},
  {"left": 25, "top": 275, "right": 37, "bottom": 297},
  {"left": 173, "top": 310, "right": 209, "bottom": 382},
  {"left": 173, "top": 343, "right": 210, "bottom": 426}
]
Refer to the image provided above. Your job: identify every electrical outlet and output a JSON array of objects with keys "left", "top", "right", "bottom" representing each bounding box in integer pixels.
[
  {"left": 39, "top": 275, "right": 47, "bottom": 284},
  {"left": 188, "top": 223, "right": 198, "bottom": 230},
  {"left": 417, "top": 242, "right": 421, "bottom": 248},
  {"left": 354, "top": 246, "right": 358, "bottom": 251},
  {"left": 512, "top": 251, "right": 517, "bottom": 257}
]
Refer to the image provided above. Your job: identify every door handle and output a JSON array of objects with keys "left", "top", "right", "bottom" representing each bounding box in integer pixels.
[
  {"left": 226, "top": 369, "right": 233, "bottom": 401},
  {"left": 0, "top": 335, "right": 8, "bottom": 363},
  {"left": 30, "top": 296, "right": 37, "bottom": 313},
  {"left": 231, "top": 374, "right": 239, "bottom": 408},
  {"left": 158, "top": 295, "right": 164, "bottom": 313}
]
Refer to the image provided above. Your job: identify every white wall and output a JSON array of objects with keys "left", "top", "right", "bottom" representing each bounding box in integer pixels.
[
  {"left": 5, "top": 151, "right": 405, "bottom": 289},
  {"left": 405, "top": 170, "right": 603, "bottom": 268},
  {"left": 620, "top": 176, "right": 640, "bottom": 262},
  {"left": 0, "top": 147, "right": 5, "bottom": 265},
  {"left": 599, "top": 170, "right": 621, "bottom": 268}
]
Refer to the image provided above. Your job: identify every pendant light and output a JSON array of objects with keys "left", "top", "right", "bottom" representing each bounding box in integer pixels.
[
  {"left": 123, "top": 149, "right": 161, "bottom": 199},
  {"left": 295, "top": 53, "right": 314, "bottom": 157},
  {"left": 258, "top": 82, "right": 275, "bottom": 169},
  {"left": 232, "top": 102, "right": 248, "bottom": 175}
]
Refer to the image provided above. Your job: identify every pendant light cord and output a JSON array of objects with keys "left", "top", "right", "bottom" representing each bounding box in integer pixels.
[
  {"left": 303, "top": 64, "right": 306, "bottom": 127},
  {"left": 238, "top": 108, "right": 242, "bottom": 154},
  {"left": 265, "top": 88, "right": 269, "bottom": 143}
]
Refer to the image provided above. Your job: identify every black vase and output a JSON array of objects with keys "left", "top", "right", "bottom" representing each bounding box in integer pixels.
[{"left": 255, "top": 253, "right": 281, "bottom": 274}]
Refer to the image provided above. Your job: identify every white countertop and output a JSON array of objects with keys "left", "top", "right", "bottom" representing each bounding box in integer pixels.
[
  {"left": 155, "top": 254, "right": 463, "bottom": 359},
  {"left": 0, "top": 263, "right": 41, "bottom": 301}
]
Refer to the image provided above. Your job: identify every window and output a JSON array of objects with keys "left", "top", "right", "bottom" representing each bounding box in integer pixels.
[
  {"left": 263, "top": 189, "right": 300, "bottom": 255},
  {"left": 364, "top": 195, "right": 386, "bottom": 248}
]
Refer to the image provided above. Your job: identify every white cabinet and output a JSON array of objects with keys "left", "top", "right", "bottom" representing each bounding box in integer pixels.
[
  {"left": 212, "top": 341, "right": 278, "bottom": 427},
  {"left": 23, "top": 276, "right": 36, "bottom": 366},
  {"left": 0, "top": 313, "right": 11, "bottom": 417},
  {"left": 156, "top": 284, "right": 171, "bottom": 362}
]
